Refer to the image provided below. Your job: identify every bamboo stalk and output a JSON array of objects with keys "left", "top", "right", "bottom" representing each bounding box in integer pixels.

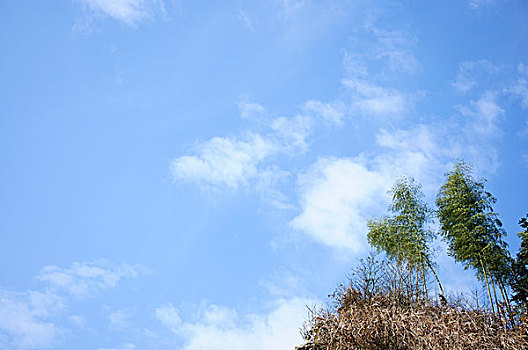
[
  {"left": 480, "top": 258, "right": 495, "bottom": 318},
  {"left": 425, "top": 260, "right": 445, "bottom": 303}
]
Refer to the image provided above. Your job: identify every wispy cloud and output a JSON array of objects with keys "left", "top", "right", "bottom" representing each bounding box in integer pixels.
[
  {"left": 171, "top": 13, "right": 423, "bottom": 199},
  {"left": 155, "top": 303, "right": 181, "bottom": 333},
  {"left": 367, "top": 26, "right": 421, "bottom": 76},
  {"left": 274, "top": 0, "right": 308, "bottom": 19},
  {"left": 508, "top": 64, "right": 528, "bottom": 109},
  {"left": 237, "top": 9, "right": 254, "bottom": 31},
  {"left": 0, "top": 261, "right": 140, "bottom": 349},
  {"left": 76, "top": 0, "right": 166, "bottom": 26},
  {"left": 452, "top": 60, "right": 499, "bottom": 93},
  {"left": 236, "top": 100, "right": 266, "bottom": 120},
  {"left": 108, "top": 309, "right": 135, "bottom": 330},
  {"left": 457, "top": 91, "right": 504, "bottom": 137},
  {"left": 303, "top": 100, "right": 345, "bottom": 126},
  {"left": 271, "top": 115, "right": 313, "bottom": 153},
  {"left": 523, "top": 154, "right": 528, "bottom": 166},
  {"left": 339, "top": 23, "right": 420, "bottom": 119},
  {"left": 0, "top": 289, "right": 64, "bottom": 349},
  {"left": 255, "top": 166, "right": 293, "bottom": 210},
  {"left": 468, "top": 0, "right": 497, "bottom": 10},
  {"left": 344, "top": 22, "right": 421, "bottom": 80},
  {"left": 98, "top": 343, "right": 136, "bottom": 350},
  {"left": 343, "top": 79, "right": 413, "bottom": 118},
  {"left": 258, "top": 268, "right": 307, "bottom": 298},
  {"left": 38, "top": 261, "right": 138, "bottom": 298},
  {"left": 156, "top": 297, "right": 313, "bottom": 350}
]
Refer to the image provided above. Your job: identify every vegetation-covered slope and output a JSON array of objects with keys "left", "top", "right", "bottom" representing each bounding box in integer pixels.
[{"left": 295, "top": 161, "right": 528, "bottom": 349}]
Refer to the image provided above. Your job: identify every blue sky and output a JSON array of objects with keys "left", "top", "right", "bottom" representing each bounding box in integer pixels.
[{"left": 1, "top": 0, "right": 528, "bottom": 349}]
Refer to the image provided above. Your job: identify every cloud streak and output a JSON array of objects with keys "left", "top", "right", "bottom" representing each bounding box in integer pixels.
[
  {"left": 343, "top": 79, "right": 413, "bottom": 118},
  {"left": 38, "top": 261, "right": 138, "bottom": 298},
  {"left": 77, "top": 0, "right": 165, "bottom": 26}
]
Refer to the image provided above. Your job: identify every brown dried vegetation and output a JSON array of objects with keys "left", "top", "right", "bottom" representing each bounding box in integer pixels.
[{"left": 296, "top": 257, "right": 528, "bottom": 350}]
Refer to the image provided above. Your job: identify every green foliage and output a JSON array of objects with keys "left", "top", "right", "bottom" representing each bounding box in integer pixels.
[
  {"left": 435, "top": 161, "right": 511, "bottom": 282},
  {"left": 367, "top": 177, "right": 434, "bottom": 270},
  {"left": 512, "top": 214, "right": 528, "bottom": 307}
]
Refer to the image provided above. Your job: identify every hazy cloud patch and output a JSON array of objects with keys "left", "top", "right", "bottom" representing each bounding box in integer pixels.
[
  {"left": 98, "top": 343, "right": 136, "bottom": 350},
  {"left": 38, "top": 261, "right": 138, "bottom": 298},
  {"left": 343, "top": 79, "right": 412, "bottom": 118},
  {"left": 75, "top": 0, "right": 166, "bottom": 27},
  {"left": 457, "top": 91, "right": 504, "bottom": 137},
  {"left": 452, "top": 60, "right": 499, "bottom": 93},
  {"left": 468, "top": 0, "right": 497, "bottom": 10},
  {"left": 304, "top": 100, "right": 346, "bottom": 126},
  {"left": 156, "top": 297, "right": 314, "bottom": 350},
  {"left": 0, "top": 289, "right": 64, "bottom": 349}
]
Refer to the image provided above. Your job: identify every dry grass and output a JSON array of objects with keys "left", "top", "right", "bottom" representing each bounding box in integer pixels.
[{"left": 296, "top": 258, "right": 528, "bottom": 349}]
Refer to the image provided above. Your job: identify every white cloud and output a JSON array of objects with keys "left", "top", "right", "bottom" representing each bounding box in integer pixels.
[
  {"left": 236, "top": 100, "right": 266, "bottom": 120},
  {"left": 344, "top": 22, "right": 421, "bottom": 79},
  {"left": 156, "top": 297, "right": 313, "bottom": 350},
  {"left": 452, "top": 60, "right": 499, "bottom": 92},
  {"left": 171, "top": 100, "right": 317, "bottom": 191},
  {"left": 0, "top": 260, "right": 140, "bottom": 349},
  {"left": 98, "top": 343, "right": 136, "bottom": 350},
  {"left": 108, "top": 309, "right": 134, "bottom": 330},
  {"left": 238, "top": 9, "right": 254, "bottom": 31},
  {"left": 457, "top": 91, "right": 504, "bottom": 136},
  {"left": 510, "top": 78, "right": 528, "bottom": 109},
  {"left": 367, "top": 26, "right": 421, "bottom": 75},
  {"left": 171, "top": 20, "right": 421, "bottom": 195},
  {"left": 171, "top": 133, "right": 277, "bottom": 189},
  {"left": 255, "top": 167, "right": 293, "bottom": 210},
  {"left": 338, "top": 23, "right": 420, "bottom": 119},
  {"left": 69, "top": 315, "right": 85, "bottom": 328},
  {"left": 271, "top": 115, "right": 313, "bottom": 153},
  {"left": 155, "top": 303, "right": 181, "bottom": 333},
  {"left": 289, "top": 115, "right": 506, "bottom": 253},
  {"left": 0, "top": 289, "right": 63, "bottom": 349},
  {"left": 374, "top": 127, "right": 445, "bottom": 192},
  {"left": 469, "top": 0, "right": 496, "bottom": 10},
  {"left": 342, "top": 51, "right": 368, "bottom": 78},
  {"left": 343, "top": 79, "right": 411, "bottom": 118},
  {"left": 304, "top": 100, "right": 345, "bottom": 126},
  {"left": 275, "top": 0, "right": 308, "bottom": 18},
  {"left": 374, "top": 115, "right": 502, "bottom": 189},
  {"left": 290, "top": 157, "right": 390, "bottom": 252},
  {"left": 523, "top": 153, "right": 528, "bottom": 165},
  {"left": 77, "top": 0, "right": 165, "bottom": 26},
  {"left": 258, "top": 268, "right": 306, "bottom": 298},
  {"left": 508, "top": 64, "right": 528, "bottom": 109},
  {"left": 38, "top": 261, "right": 138, "bottom": 298}
]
